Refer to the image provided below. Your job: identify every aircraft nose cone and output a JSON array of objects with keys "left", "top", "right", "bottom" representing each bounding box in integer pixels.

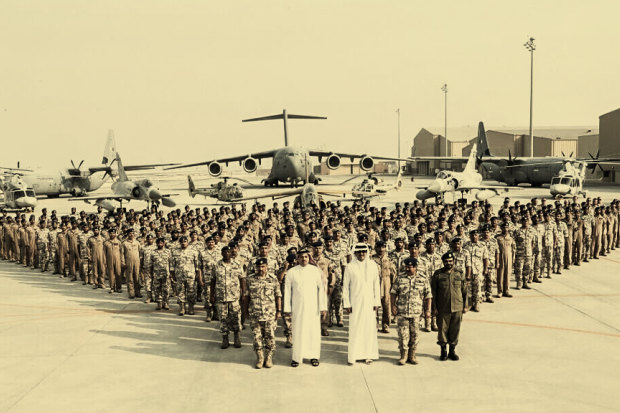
[
  {"left": 551, "top": 184, "right": 569, "bottom": 195},
  {"left": 427, "top": 180, "right": 443, "bottom": 193},
  {"left": 149, "top": 189, "right": 162, "bottom": 200},
  {"left": 16, "top": 197, "right": 37, "bottom": 209}
]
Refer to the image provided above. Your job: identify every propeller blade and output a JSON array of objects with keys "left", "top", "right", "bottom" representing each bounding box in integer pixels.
[
  {"left": 569, "top": 151, "right": 573, "bottom": 158},
  {"left": 71, "top": 160, "right": 76, "bottom": 169},
  {"left": 78, "top": 160, "right": 84, "bottom": 169}
]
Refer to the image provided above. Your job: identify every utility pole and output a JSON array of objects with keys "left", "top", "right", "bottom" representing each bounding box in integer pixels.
[
  {"left": 396, "top": 108, "right": 401, "bottom": 172},
  {"left": 441, "top": 83, "right": 448, "bottom": 153},
  {"left": 524, "top": 37, "right": 536, "bottom": 157}
]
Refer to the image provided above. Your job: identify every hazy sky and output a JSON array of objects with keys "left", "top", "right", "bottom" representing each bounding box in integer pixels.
[{"left": 1, "top": 0, "right": 618, "bottom": 169}]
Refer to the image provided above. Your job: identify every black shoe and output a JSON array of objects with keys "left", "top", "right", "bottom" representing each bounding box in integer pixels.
[
  {"left": 448, "top": 346, "right": 460, "bottom": 361},
  {"left": 440, "top": 346, "right": 448, "bottom": 361},
  {"left": 336, "top": 322, "right": 344, "bottom": 327}
]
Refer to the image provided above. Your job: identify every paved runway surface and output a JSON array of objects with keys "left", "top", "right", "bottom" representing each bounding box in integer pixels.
[{"left": 2, "top": 177, "right": 620, "bottom": 412}]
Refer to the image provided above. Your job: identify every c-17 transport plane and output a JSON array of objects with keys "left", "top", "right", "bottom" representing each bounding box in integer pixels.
[{"left": 166, "top": 109, "right": 410, "bottom": 187}]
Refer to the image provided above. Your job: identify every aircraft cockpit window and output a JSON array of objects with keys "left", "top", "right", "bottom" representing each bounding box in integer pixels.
[
  {"left": 14, "top": 190, "right": 26, "bottom": 198},
  {"left": 287, "top": 153, "right": 295, "bottom": 157},
  {"left": 561, "top": 178, "right": 571, "bottom": 185},
  {"left": 144, "top": 179, "right": 153, "bottom": 187},
  {"left": 551, "top": 178, "right": 560, "bottom": 185},
  {"left": 437, "top": 171, "right": 449, "bottom": 179},
  {"left": 26, "top": 190, "right": 35, "bottom": 197}
]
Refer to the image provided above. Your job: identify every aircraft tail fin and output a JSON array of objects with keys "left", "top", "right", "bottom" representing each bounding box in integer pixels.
[
  {"left": 464, "top": 146, "right": 478, "bottom": 174},
  {"left": 242, "top": 109, "right": 326, "bottom": 147},
  {"left": 102, "top": 130, "right": 117, "bottom": 165},
  {"left": 476, "top": 122, "right": 491, "bottom": 157},
  {"left": 187, "top": 175, "right": 196, "bottom": 198},
  {"left": 115, "top": 153, "right": 128, "bottom": 182},
  {"left": 394, "top": 168, "right": 403, "bottom": 190}
]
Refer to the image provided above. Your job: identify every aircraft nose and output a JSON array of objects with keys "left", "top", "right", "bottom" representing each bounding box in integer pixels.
[
  {"left": 16, "top": 197, "right": 37, "bottom": 209},
  {"left": 148, "top": 189, "right": 162, "bottom": 200},
  {"left": 551, "top": 184, "right": 569, "bottom": 195},
  {"left": 427, "top": 180, "right": 443, "bottom": 193}
]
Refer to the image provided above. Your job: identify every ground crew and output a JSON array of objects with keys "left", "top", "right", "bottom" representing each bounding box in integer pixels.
[
  {"left": 373, "top": 241, "right": 397, "bottom": 333},
  {"left": 35, "top": 220, "right": 50, "bottom": 272},
  {"left": 122, "top": 228, "right": 142, "bottom": 299},
  {"left": 104, "top": 228, "right": 122, "bottom": 293},
  {"left": 87, "top": 227, "right": 106, "bottom": 288},
  {"left": 495, "top": 223, "right": 515, "bottom": 297}
]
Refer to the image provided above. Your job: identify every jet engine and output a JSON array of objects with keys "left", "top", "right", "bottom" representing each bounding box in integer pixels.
[
  {"left": 131, "top": 186, "right": 143, "bottom": 198},
  {"left": 242, "top": 157, "right": 258, "bottom": 173},
  {"left": 208, "top": 161, "right": 223, "bottom": 177},
  {"left": 359, "top": 156, "right": 374, "bottom": 172},
  {"left": 416, "top": 189, "right": 436, "bottom": 200},
  {"left": 326, "top": 154, "right": 341, "bottom": 170}
]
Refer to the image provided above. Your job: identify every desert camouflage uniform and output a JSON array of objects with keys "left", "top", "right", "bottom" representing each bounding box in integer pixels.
[
  {"left": 541, "top": 221, "right": 556, "bottom": 277},
  {"left": 481, "top": 237, "right": 499, "bottom": 299},
  {"left": 35, "top": 227, "right": 50, "bottom": 272},
  {"left": 324, "top": 248, "right": 346, "bottom": 324},
  {"left": 149, "top": 248, "right": 172, "bottom": 306},
  {"left": 531, "top": 224, "right": 544, "bottom": 281},
  {"left": 212, "top": 259, "right": 245, "bottom": 336},
  {"left": 582, "top": 213, "right": 594, "bottom": 261},
  {"left": 200, "top": 248, "right": 219, "bottom": 315},
  {"left": 463, "top": 241, "right": 488, "bottom": 305},
  {"left": 245, "top": 272, "right": 282, "bottom": 352},
  {"left": 141, "top": 243, "right": 156, "bottom": 297},
  {"left": 172, "top": 247, "right": 200, "bottom": 306},
  {"left": 78, "top": 231, "right": 91, "bottom": 281},
  {"left": 390, "top": 271, "right": 432, "bottom": 352},
  {"left": 514, "top": 227, "right": 536, "bottom": 288},
  {"left": 554, "top": 221, "right": 568, "bottom": 273}
]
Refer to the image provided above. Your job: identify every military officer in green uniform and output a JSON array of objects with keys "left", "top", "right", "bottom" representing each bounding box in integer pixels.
[{"left": 430, "top": 251, "right": 468, "bottom": 361}]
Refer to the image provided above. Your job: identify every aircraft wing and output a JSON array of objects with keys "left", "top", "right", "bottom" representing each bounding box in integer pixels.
[
  {"left": 408, "top": 156, "right": 469, "bottom": 161},
  {"left": 87, "top": 163, "right": 178, "bottom": 173},
  {"left": 68, "top": 195, "right": 132, "bottom": 202},
  {"left": 309, "top": 150, "right": 410, "bottom": 162},
  {"left": 234, "top": 188, "right": 303, "bottom": 202},
  {"left": 165, "top": 150, "right": 278, "bottom": 171},
  {"left": 457, "top": 184, "right": 523, "bottom": 191}
]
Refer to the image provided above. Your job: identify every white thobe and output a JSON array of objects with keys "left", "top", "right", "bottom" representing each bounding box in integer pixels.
[
  {"left": 343, "top": 257, "right": 381, "bottom": 364},
  {"left": 284, "top": 264, "right": 327, "bottom": 362}
]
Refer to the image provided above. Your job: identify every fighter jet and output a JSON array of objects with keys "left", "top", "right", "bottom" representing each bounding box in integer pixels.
[
  {"left": 0, "top": 174, "right": 38, "bottom": 211},
  {"left": 69, "top": 153, "right": 177, "bottom": 212},
  {"left": 166, "top": 109, "right": 409, "bottom": 187},
  {"left": 232, "top": 182, "right": 350, "bottom": 209},
  {"left": 1, "top": 131, "right": 176, "bottom": 197},
  {"left": 415, "top": 146, "right": 517, "bottom": 202}
]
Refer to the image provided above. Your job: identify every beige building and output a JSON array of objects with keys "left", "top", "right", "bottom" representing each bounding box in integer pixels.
[
  {"left": 408, "top": 128, "right": 468, "bottom": 175},
  {"left": 598, "top": 108, "right": 620, "bottom": 182}
]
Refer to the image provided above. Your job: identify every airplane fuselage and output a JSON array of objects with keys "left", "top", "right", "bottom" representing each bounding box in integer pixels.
[
  {"left": 482, "top": 158, "right": 566, "bottom": 187},
  {"left": 268, "top": 146, "right": 318, "bottom": 186},
  {"left": 21, "top": 170, "right": 109, "bottom": 197}
]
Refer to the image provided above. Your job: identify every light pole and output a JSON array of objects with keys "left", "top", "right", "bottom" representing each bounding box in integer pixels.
[
  {"left": 396, "top": 108, "right": 401, "bottom": 172},
  {"left": 441, "top": 83, "right": 448, "bottom": 152},
  {"left": 524, "top": 37, "right": 535, "bottom": 157}
]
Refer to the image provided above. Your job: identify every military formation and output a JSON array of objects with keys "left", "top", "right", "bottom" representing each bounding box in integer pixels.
[{"left": 1, "top": 194, "right": 619, "bottom": 367}]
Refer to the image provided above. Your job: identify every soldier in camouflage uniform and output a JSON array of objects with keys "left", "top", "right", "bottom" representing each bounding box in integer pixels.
[
  {"left": 78, "top": 223, "right": 91, "bottom": 284},
  {"left": 390, "top": 257, "right": 432, "bottom": 365},
  {"left": 141, "top": 235, "right": 156, "bottom": 302},
  {"left": 243, "top": 258, "right": 282, "bottom": 369},
  {"left": 419, "top": 237, "right": 443, "bottom": 331},
  {"left": 553, "top": 212, "right": 568, "bottom": 275},
  {"left": 541, "top": 214, "right": 556, "bottom": 278},
  {"left": 35, "top": 220, "right": 50, "bottom": 272},
  {"left": 211, "top": 245, "right": 246, "bottom": 349},
  {"left": 481, "top": 225, "right": 498, "bottom": 303},
  {"left": 514, "top": 218, "right": 536, "bottom": 290},
  {"left": 324, "top": 235, "right": 346, "bottom": 327},
  {"left": 582, "top": 206, "right": 594, "bottom": 262},
  {"left": 463, "top": 230, "right": 488, "bottom": 312},
  {"left": 172, "top": 236, "right": 201, "bottom": 316},
  {"left": 149, "top": 237, "right": 172, "bottom": 310},
  {"left": 531, "top": 216, "right": 544, "bottom": 283}
]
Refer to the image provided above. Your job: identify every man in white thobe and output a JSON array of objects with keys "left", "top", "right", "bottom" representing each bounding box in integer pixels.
[
  {"left": 283, "top": 249, "right": 327, "bottom": 367},
  {"left": 343, "top": 243, "right": 381, "bottom": 365}
]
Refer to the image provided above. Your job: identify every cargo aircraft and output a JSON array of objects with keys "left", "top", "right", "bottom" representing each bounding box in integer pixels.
[{"left": 166, "top": 109, "right": 410, "bottom": 187}]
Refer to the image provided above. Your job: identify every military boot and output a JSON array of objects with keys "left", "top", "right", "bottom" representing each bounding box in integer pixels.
[
  {"left": 472, "top": 302, "right": 480, "bottom": 312},
  {"left": 285, "top": 336, "right": 293, "bottom": 348},
  {"left": 178, "top": 303, "right": 186, "bottom": 316},
  {"left": 398, "top": 349, "right": 407, "bottom": 365},
  {"left": 255, "top": 350, "right": 264, "bottom": 369},
  {"left": 144, "top": 292, "right": 153, "bottom": 304},
  {"left": 407, "top": 348, "right": 418, "bottom": 365},
  {"left": 448, "top": 345, "right": 460, "bottom": 361},
  {"left": 522, "top": 281, "right": 532, "bottom": 290},
  {"left": 431, "top": 317, "right": 438, "bottom": 331},
  {"left": 423, "top": 317, "right": 431, "bottom": 332},
  {"left": 188, "top": 303, "right": 195, "bottom": 315},
  {"left": 440, "top": 345, "right": 448, "bottom": 361},
  {"left": 205, "top": 308, "right": 212, "bottom": 322},
  {"left": 163, "top": 301, "right": 170, "bottom": 310},
  {"left": 156, "top": 300, "right": 162, "bottom": 311},
  {"left": 221, "top": 334, "right": 230, "bottom": 349},
  {"left": 264, "top": 351, "right": 273, "bottom": 368},
  {"left": 233, "top": 332, "right": 242, "bottom": 348}
]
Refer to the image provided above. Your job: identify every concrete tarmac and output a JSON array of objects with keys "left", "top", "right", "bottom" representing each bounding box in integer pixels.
[
  {"left": 2, "top": 252, "right": 620, "bottom": 412},
  {"left": 3, "top": 176, "right": 620, "bottom": 412}
]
